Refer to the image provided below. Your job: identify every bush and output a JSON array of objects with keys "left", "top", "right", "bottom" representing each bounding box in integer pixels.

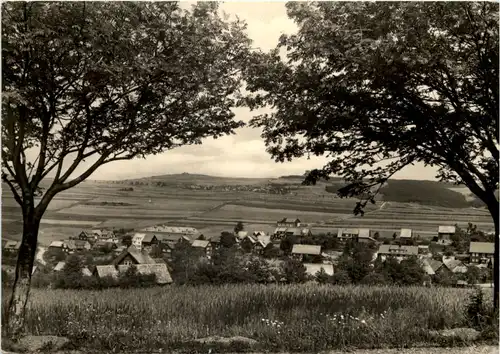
[
  {"left": 361, "top": 273, "right": 389, "bottom": 286},
  {"left": 331, "top": 270, "right": 351, "bottom": 285}
]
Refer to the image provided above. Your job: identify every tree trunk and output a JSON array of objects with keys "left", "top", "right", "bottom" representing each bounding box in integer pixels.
[
  {"left": 486, "top": 198, "right": 499, "bottom": 312},
  {"left": 5, "top": 204, "right": 40, "bottom": 339}
]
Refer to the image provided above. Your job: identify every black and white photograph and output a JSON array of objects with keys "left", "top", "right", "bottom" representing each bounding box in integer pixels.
[{"left": 1, "top": 1, "right": 499, "bottom": 353}]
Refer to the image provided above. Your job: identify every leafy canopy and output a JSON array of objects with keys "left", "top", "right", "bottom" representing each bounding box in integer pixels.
[
  {"left": 2, "top": 2, "right": 251, "bottom": 211},
  {"left": 243, "top": 2, "right": 498, "bottom": 214}
]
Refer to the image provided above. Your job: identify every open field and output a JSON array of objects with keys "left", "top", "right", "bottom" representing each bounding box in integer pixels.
[
  {"left": 1, "top": 284, "right": 489, "bottom": 352},
  {"left": 1, "top": 175, "right": 495, "bottom": 244}
]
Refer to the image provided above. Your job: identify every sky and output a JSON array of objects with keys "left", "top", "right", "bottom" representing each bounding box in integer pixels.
[{"left": 77, "top": 1, "right": 439, "bottom": 181}]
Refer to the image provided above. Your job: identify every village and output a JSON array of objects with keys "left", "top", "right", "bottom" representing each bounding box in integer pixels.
[{"left": 2, "top": 217, "right": 495, "bottom": 288}]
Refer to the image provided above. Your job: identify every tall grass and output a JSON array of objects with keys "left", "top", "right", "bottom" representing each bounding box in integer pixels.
[{"left": 2, "top": 284, "right": 475, "bottom": 351}]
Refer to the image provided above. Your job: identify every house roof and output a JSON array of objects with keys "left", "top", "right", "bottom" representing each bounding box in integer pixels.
[
  {"left": 94, "top": 240, "right": 117, "bottom": 248},
  {"left": 81, "top": 267, "right": 92, "bottom": 276},
  {"left": 253, "top": 231, "right": 267, "bottom": 237},
  {"left": 420, "top": 259, "right": 436, "bottom": 275},
  {"left": 4, "top": 241, "right": 20, "bottom": 249},
  {"left": 257, "top": 235, "right": 271, "bottom": 247},
  {"left": 94, "top": 265, "right": 119, "bottom": 278},
  {"left": 427, "top": 259, "right": 444, "bottom": 272},
  {"left": 54, "top": 262, "right": 66, "bottom": 271},
  {"left": 338, "top": 228, "right": 359, "bottom": 236},
  {"left": 153, "top": 258, "right": 167, "bottom": 264},
  {"left": 32, "top": 266, "right": 38, "bottom": 275},
  {"left": 400, "top": 229, "right": 412, "bottom": 238},
  {"left": 286, "top": 227, "right": 310, "bottom": 236},
  {"left": 132, "top": 233, "right": 146, "bottom": 242},
  {"left": 377, "top": 244, "right": 419, "bottom": 256},
  {"left": 291, "top": 244, "right": 321, "bottom": 255},
  {"left": 443, "top": 259, "right": 468, "bottom": 273},
  {"left": 303, "top": 263, "right": 334, "bottom": 276},
  {"left": 192, "top": 240, "right": 210, "bottom": 248},
  {"left": 142, "top": 234, "right": 157, "bottom": 243},
  {"left": 49, "top": 241, "right": 66, "bottom": 248},
  {"left": 279, "top": 218, "right": 300, "bottom": 223},
  {"left": 358, "top": 228, "right": 371, "bottom": 238},
  {"left": 274, "top": 227, "right": 287, "bottom": 233},
  {"left": 438, "top": 225, "right": 456, "bottom": 234},
  {"left": 117, "top": 264, "right": 173, "bottom": 284},
  {"left": 112, "top": 245, "right": 156, "bottom": 265},
  {"left": 66, "top": 239, "right": 90, "bottom": 249},
  {"left": 469, "top": 242, "right": 494, "bottom": 254},
  {"left": 142, "top": 225, "right": 199, "bottom": 234}
]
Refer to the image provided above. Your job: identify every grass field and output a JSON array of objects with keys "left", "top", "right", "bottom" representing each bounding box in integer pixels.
[
  {"left": 1, "top": 175, "right": 495, "bottom": 244},
  {"left": 1, "top": 284, "right": 487, "bottom": 352}
]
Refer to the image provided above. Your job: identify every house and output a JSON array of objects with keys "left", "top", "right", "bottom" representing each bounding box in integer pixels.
[
  {"left": 291, "top": 244, "right": 322, "bottom": 262},
  {"left": 132, "top": 233, "right": 146, "bottom": 250},
  {"left": 191, "top": 239, "right": 213, "bottom": 258},
  {"left": 426, "top": 259, "right": 444, "bottom": 274},
  {"left": 77, "top": 231, "right": 92, "bottom": 241},
  {"left": 65, "top": 239, "right": 91, "bottom": 252},
  {"left": 112, "top": 245, "right": 156, "bottom": 266},
  {"left": 116, "top": 264, "right": 173, "bottom": 284},
  {"left": 376, "top": 244, "right": 419, "bottom": 262},
  {"left": 437, "top": 226, "right": 455, "bottom": 245},
  {"left": 273, "top": 227, "right": 288, "bottom": 240},
  {"left": 399, "top": 228, "right": 413, "bottom": 240},
  {"left": 48, "top": 241, "right": 69, "bottom": 253},
  {"left": 113, "top": 245, "right": 127, "bottom": 254},
  {"left": 158, "top": 241, "right": 175, "bottom": 257},
  {"left": 93, "top": 265, "right": 119, "bottom": 279},
  {"left": 53, "top": 261, "right": 66, "bottom": 272},
  {"left": 304, "top": 263, "right": 334, "bottom": 278},
  {"left": 254, "top": 235, "right": 271, "bottom": 253},
  {"left": 142, "top": 234, "right": 159, "bottom": 250},
  {"left": 469, "top": 242, "right": 494, "bottom": 264},
  {"left": 418, "top": 245, "right": 430, "bottom": 255},
  {"left": 92, "top": 229, "right": 118, "bottom": 243},
  {"left": 253, "top": 231, "right": 268, "bottom": 237},
  {"left": 337, "top": 228, "right": 359, "bottom": 241},
  {"left": 442, "top": 258, "right": 468, "bottom": 274},
  {"left": 93, "top": 240, "right": 118, "bottom": 252},
  {"left": 420, "top": 259, "right": 436, "bottom": 276},
  {"left": 81, "top": 267, "right": 92, "bottom": 277},
  {"left": 3, "top": 241, "right": 21, "bottom": 254},
  {"left": 240, "top": 235, "right": 258, "bottom": 251},
  {"left": 357, "top": 228, "right": 376, "bottom": 243},
  {"left": 285, "top": 227, "right": 312, "bottom": 237},
  {"left": 277, "top": 218, "right": 301, "bottom": 228}
]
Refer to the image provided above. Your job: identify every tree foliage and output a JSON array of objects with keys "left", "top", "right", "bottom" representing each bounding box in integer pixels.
[
  {"left": 2, "top": 1, "right": 251, "bottom": 336},
  {"left": 243, "top": 2, "right": 498, "bottom": 214}
]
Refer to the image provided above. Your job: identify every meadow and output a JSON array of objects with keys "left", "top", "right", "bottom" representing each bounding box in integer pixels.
[
  {"left": 1, "top": 175, "right": 495, "bottom": 245},
  {"left": 1, "top": 284, "right": 486, "bottom": 352}
]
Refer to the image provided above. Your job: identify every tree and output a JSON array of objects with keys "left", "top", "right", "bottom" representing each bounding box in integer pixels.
[
  {"left": 315, "top": 268, "right": 333, "bottom": 284},
  {"left": 243, "top": 2, "right": 499, "bottom": 309},
  {"left": 234, "top": 221, "right": 244, "bottom": 234},
  {"left": 331, "top": 270, "right": 351, "bottom": 285},
  {"left": 220, "top": 232, "right": 237, "bottom": 248},
  {"left": 1, "top": 2, "right": 251, "bottom": 336},
  {"left": 280, "top": 234, "right": 296, "bottom": 255},
  {"left": 281, "top": 258, "right": 308, "bottom": 284},
  {"left": 373, "top": 232, "right": 380, "bottom": 240},
  {"left": 122, "top": 235, "right": 132, "bottom": 247},
  {"left": 262, "top": 243, "right": 281, "bottom": 259}
]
